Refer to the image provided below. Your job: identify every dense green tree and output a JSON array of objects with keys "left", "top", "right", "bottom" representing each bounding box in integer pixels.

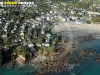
[{"left": 15, "top": 46, "right": 29, "bottom": 58}]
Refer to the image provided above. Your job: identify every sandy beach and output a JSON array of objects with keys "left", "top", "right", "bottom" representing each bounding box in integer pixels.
[{"left": 51, "top": 22, "right": 100, "bottom": 39}]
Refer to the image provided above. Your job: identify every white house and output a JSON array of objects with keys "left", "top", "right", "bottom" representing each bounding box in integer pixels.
[
  {"left": 67, "top": 17, "right": 71, "bottom": 21},
  {"left": 2, "top": 34, "right": 7, "bottom": 38},
  {"left": 32, "top": 24, "right": 35, "bottom": 28},
  {"left": 11, "top": 18, "right": 14, "bottom": 22},
  {"left": 46, "top": 33, "right": 51, "bottom": 39},
  {"left": 71, "top": 16, "right": 78, "bottom": 20},
  {"left": 4, "top": 29, "right": 7, "bottom": 32},
  {"left": 41, "top": 30, "right": 45, "bottom": 34},
  {"left": 20, "top": 32, "right": 24, "bottom": 36},
  {"left": 75, "top": 19, "right": 83, "bottom": 24},
  {"left": 46, "top": 16, "right": 50, "bottom": 20},
  {"left": 79, "top": 12, "right": 84, "bottom": 16},
  {"left": 42, "top": 43, "right": 50, "bottom": 47},
  {"left": 0, "top": 19, "right": 2, "bottom": 24},
  {"left": 14, "top": 27, "right": 17, "bottom": 30},
  {"left": 87, "top": 11, "right": 100, "bottom": 17},
  {"left": 11, "top": 30, "right": 14, "bottom": 33},
  {"left": 36, "top": 42, "right": 41, "bottom": 47},
  {"left": 41, "top": 26, "right": 45, "bottom": 34},
  {"left": 45, "top": 38, "right": 50, "bottom": 43},
  {"left": 41, "top": 12, "right": 44, "bottom": 15},
  {"left": 4, "top": 25, "right": 7, "bottom": 29},
  {"left": 71, "top": 10, "right": 76, "bottom": 15},
  {"left": 36, "top": 17, "right": 42, "bottom": 21},
  {"left": 28, "top": 43, "right": 34, "bottom": 47},
  {"left": 41, "top": 15, "right": 45, "bottom": 19},
  {"left": 50, "top": 11, "right": 53, "bottom": 14}
]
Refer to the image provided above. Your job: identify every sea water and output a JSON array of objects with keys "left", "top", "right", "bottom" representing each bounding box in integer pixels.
[
  {"left": 0, "top": 64, "right": 37, "bottom": 75},
  {"left": 0, "top": 40, "right": 100, "bottom": 75}
]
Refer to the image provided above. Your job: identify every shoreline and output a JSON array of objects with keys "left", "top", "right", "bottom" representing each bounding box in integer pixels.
[
  {"left": 34, "top": 23, "right": 100, "bottom": 75},
  {"left": 35, "top": 38, "right": 100, "bottom": 75},
  {"left": 1, "top": 22, "right": 100, "bottom": 75}
]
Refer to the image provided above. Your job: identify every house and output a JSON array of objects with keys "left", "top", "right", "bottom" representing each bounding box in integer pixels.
[
  {"left": 36, "top": 17, "right": 42, "bottom": 21},
  {"left": 50, "top": 11, "right": 53, "bottom": 14},
  {"left": 11, "top": 30, "right": 14, "bottom": 33},
  {"left": 87, "top": 11, "right": 100, "bottom": 17},
  {"left": 32, "top": 35, "right": 37, "bottom": 38},
  {"left": 67, "top": 17, "right": 71, "bottom": 21},
  {"left": 75, "top": 18, "right": 84, "bottom": 24},
  {"left": 11, "top": 18, "right": 14, "bottom": 22},
  {"left": 4, "top": 29, "right": 7, "bottom": 32},
  {"left": 42, "top": 42, "right": 50, "bottom": 47},
  {"left": 0, "top": 19, "right": 2, "bottom": 24},
  {"left": 46, "top": 16, "right": 50, "bottom": 21},
  {"left": 11, "top": 38, "right": 18, "bottom": 43},
  {"left": 21, "top": 37, "right": 24, "bottom": 40},
  {"left": 20, "top": 14, "right": 23, "bottom": 17},
  {"left": 13, "top": 38, "right": 21, "bottom": 43},
  {"left": 16, "top": 20, "right": 20, "bottom": 24},
  {"left": 41, "top": 12, "right": 44, "bottom": 15},
  {"left": 79, "top": 12, "right": 85, "bottom": 16},
  {"left": 3, "top": 11, "right": 7, "bottom": 14},
  {"left": 36, "top": 42, "right": 41, "bottom": 47},
  {"left": 46, "top": 33, "right": 51, "bottom": 39},
  {"left": 71, "top": 16, "right": 78, "bottom": 20},
  {"left": 41, "top": 27, "right": 45, "bottom": 35},
  {"left": 4, "top": 25, "right": 7, "bottom": 29},
  {"left": 41, "top": 15, "right": 45, "bottom": 19},
  {"left": 28, "top": 43, "right": 34, "bottom": 47},
  {"left": 71, "top": 10, "right": 76, "bottom": 15},
  {"left": 45, "top": 38, "right": 50, "bottom": 42},
  {"left": 14, "top": 27, "right": 17, "bottom": 30},
  {"left": 20, "top": 32, "right": 24, "bottom": 36},
  {"left": 2, "top": 34, "right": 7, "bottom": 38}
]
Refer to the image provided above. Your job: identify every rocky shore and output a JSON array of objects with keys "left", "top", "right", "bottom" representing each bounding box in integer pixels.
[
  {"left": 34, "top": 34, "right": 100, "bottom": 75},
  {"left": 35, "top": 52, "right": 71, "bottom": 75},
  {"left": 8, "top": 54, "right": 18, "bottom": 69},
  {"left": 3, "top": 33, "right": 100, "bottom": 75}
]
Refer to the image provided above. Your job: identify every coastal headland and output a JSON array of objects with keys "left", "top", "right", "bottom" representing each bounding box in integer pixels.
[{"left": 27, "top": 23, "right": 100, "bottom": 75}]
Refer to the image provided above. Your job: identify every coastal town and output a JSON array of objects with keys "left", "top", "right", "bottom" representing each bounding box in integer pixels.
[{"left": 0, "top": 0, "right": 100, "bottom": 75}]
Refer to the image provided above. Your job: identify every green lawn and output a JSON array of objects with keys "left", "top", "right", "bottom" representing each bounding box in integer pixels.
[
  {"left": 38, "top": 45, "right": 54, "bottom": 51},
  {"left": 46, "top": 45, "right": 54, "bottom": 51}
]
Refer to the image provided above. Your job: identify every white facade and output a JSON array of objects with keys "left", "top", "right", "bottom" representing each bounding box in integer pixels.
[
  {"left": 36, "top": 43, "right": 41, "bottom": 47},
  {"left": 71, "top": 10, "right": 76, "bottom": 15},
  {"left": 75, "top": 20, "right": 83, "bottom": 24},
  {"left": 36, "top": 17, "right": 42, "bottom": 21},
  {"left": 42, "top": 43, "right": 50, "bottom": 47},
  {"left": 46, "top": 33, "right": 51, "bottom": 38},
  {"left": 28, "top": 43, "right": 34, "bottom": 47}
]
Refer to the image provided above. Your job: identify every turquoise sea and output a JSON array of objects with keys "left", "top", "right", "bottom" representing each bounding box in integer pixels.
[{"left": 0, "top": 39, "right": 100, "bottom": 75}]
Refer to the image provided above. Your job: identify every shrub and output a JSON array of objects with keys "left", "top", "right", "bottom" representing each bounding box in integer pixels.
[{"left": 86, "top": 20, "right": 91, "bottom": 24}]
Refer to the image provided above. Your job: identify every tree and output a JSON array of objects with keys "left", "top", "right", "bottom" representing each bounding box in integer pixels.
[{"left": 16, "top": 46, "right": 29, "bottom": 58}]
